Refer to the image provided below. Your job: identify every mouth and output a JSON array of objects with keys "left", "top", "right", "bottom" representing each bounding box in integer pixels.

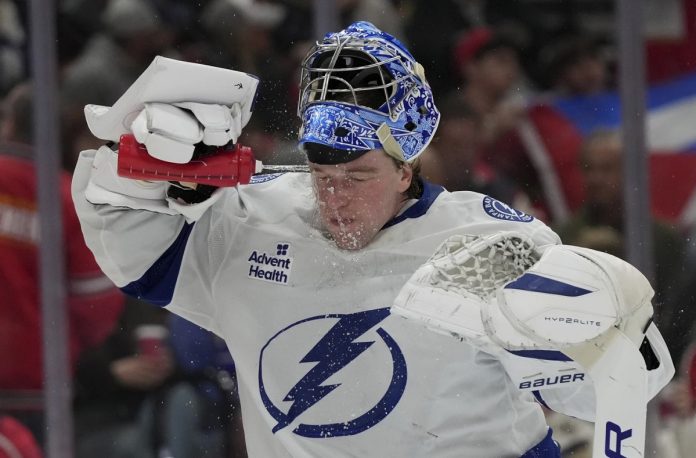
[{"left": 329, "top": 216, "right": 355, "bottom": 228}]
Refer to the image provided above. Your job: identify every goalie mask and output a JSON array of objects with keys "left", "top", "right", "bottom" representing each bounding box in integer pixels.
[{"left": 298, "top": 21, "right": 440, "bottom": 164}]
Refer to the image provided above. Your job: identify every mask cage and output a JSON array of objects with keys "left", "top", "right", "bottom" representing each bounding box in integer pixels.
[{"left": 299, "top": 36, "right": 415, "bottom": 120}]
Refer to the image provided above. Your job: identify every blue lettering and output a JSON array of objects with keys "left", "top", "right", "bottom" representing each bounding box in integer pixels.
[
  {"left": 605, "top": 421, "right": 632, "bottom": 458},
  {"left": 249, "top": 265, "right": 288, "bottom": 284},
  {"left": 518, "top": 372, "right": 586, "bottom": 390},
  {"left": 248, "top": 251, "right": 291, "bottom": 269}
]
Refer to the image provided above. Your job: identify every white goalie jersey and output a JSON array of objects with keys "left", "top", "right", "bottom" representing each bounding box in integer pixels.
[{"left": 73, "top": 147, "right": 654, "bottom": 457}]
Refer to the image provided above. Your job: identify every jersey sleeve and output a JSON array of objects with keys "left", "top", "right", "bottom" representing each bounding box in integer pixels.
[
  {"left": 71, "top": 149, "right": 236, "bottom": 334},
  {"left": 532, "top": 383, "right": 596, "bottom": 421}
]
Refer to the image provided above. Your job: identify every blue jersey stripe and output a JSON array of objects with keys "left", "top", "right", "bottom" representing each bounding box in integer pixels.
[
  {"left": 507, "top": 349, "right": 573, "bottom": 362},
  {"left": 532, "top": 390, "right": 550, "bottom": 409},
  {"left": 520, "top": 427, "right": 560, "bottom": 457},
  {"left": 505, "top": 273, "right": 592, "bottom": 297},
  {"left": 120, "top": 222, "right": 194, "bottom": 306}
]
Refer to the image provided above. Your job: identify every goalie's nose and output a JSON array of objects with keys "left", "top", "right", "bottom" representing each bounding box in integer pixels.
[{"left": 318, "top": 182, "right": 351, "bottom": 211}]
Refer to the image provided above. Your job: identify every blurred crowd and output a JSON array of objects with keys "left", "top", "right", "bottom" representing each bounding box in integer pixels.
[{"left": 1, "top": 0, "right": 696, "bottom": 457}]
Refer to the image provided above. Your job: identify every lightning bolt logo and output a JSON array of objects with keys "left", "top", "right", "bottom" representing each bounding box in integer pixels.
[
  {"left": 274, "top": 308, "right": 387, "bottom": 432},
  {"left": 259, "top": 308, "right": 407, "bottom": 438}
]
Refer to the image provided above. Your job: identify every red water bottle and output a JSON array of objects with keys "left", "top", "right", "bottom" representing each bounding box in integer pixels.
[{"left": 116, "top": 133, "right": 256, "bottom": 187}]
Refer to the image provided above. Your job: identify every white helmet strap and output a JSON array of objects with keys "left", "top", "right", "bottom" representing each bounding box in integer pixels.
[{"left": 376, "top": 123, "right": 405, "bottom": 162}]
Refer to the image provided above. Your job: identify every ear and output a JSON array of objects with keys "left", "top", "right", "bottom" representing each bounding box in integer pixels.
[{"left": 397, "top": 162, "right": 413, "bottom": 193}]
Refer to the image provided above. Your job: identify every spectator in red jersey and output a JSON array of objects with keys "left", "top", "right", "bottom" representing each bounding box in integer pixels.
[
  {"left": 450, "top": 27, "right": 558, "bottom": 219},
  {"left": 0, "top": 83, "right": 123, "bottom": 444},
  {"left": 483, "top": 33, "right": 612, "bottom": 224}
]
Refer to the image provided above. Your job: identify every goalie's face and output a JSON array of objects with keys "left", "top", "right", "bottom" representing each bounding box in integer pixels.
[{"left": 309, "top": 149, "right": 413, "bottom": 250}]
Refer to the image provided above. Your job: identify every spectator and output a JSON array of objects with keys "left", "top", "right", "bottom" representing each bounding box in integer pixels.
[
  {"left": 403, "top": 0, "right": 469, "bottom": 96},
  {"left": 74, "top": 299, "right": 240, "bottom": 458},
  {"left": 538, "top": 34, "right": 612, "bottom": 96},
  {"left": 484, "top": 32, "right": 615, "bottom": 224},
  {"left": 453, "top": 26, "right": 527, "bottom": 148},
  {"left": 0, "top": 0, "right": 25, "bottom": 96},
  {"left": 200, "top": 0, "right": 295, "bottom": 139},
  {"left": 0, "top": 83, "right": 123, "bottom": 443},
  {"left": 655, "top": 341, "right": 696, "bottom": 458},
  {"left": 57, "top": 0, "right": 109, "bottom": 67},
  {"left": 73, "top": 299, "right": 176, "bottom": 458},
  {"left": 60, "top": 0, "right": 175, "bottom": 170},
  {"left": 448, "top": 26, "right": 566, "bottom": 220},
  {"left": 62, "top": 0, "right": 173, "bottom": 107},
  {"left": 420, "top": 93, "right": 532, "bottom": 212},
  {"left": 658, "top": 223, "right": 696, "bottom": 365}
]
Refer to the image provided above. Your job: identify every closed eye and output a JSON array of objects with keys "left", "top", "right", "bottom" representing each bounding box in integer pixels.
[{"left": 346, "top": 169, "right": 380, "bottom": 181}]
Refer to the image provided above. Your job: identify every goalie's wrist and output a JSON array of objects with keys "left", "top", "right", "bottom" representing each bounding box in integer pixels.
[
  {"left": 167, "top": 182, "right": 218, "bottom": 205},
  {"left": 166, "top": 185, "right": 224, "bottom": 222}
]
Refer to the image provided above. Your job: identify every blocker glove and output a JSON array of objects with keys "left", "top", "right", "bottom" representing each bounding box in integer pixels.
[{"left": 130, "top": 101, "right": 248, "bottom": 164}]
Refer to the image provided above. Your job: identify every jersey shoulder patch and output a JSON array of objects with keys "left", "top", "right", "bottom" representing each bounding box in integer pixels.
[{"left": 481, "top": 196, "right": 534, "bottom": 223}]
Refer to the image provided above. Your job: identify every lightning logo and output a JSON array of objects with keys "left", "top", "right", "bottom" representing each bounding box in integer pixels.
[{"left": 259, "top": 308, "right": 407, "bottom": 438}]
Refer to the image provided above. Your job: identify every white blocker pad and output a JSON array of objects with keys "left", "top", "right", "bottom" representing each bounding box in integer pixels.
[
  {"left": 85, "top": 56, "right": 259, "bottom": 143},
  {"left": 485, "top": 244, "right": 654, "bottom": 351}
]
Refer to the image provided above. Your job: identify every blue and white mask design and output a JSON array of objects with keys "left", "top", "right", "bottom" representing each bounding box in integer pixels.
[{"left": 298, "top": 21, "right": 440, "bottom": 163}]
